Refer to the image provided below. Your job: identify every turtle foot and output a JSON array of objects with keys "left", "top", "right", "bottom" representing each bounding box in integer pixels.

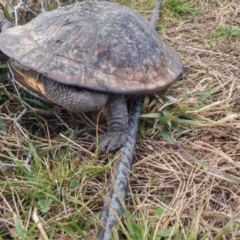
[{"left": 93, "top": 131, "right": 127, "bottom": 153}]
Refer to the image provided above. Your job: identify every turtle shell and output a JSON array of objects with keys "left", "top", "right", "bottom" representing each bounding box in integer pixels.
[{"left": 0, "top": 1, "right": 183, "bottom": 94}]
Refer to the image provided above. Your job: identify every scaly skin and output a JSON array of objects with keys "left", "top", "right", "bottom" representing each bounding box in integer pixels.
[
  {"left": 96, "top": 1, "right": 165, "bottom": 239},
  {"left": 0, "top": 1, "right": 183, "bottom": 152},
  {"left": 8, "top": 57, "right": 128, "bottom": 153},
  {"left": 0, "top": 1, "right": 183, "bottom": 239}
]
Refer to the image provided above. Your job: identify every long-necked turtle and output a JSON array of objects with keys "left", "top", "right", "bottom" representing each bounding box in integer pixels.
[{"left": 0, "top": 0, "right": 184, "bottom": 152}]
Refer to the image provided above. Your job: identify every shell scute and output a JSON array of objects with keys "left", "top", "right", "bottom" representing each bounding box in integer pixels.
[{"left": 0, "top": 1, "right": 183, "bottom": 94}]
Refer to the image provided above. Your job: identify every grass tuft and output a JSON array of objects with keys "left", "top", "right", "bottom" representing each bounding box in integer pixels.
[{"left": 206, "top": 24, "right": 240, "bottom": 40}]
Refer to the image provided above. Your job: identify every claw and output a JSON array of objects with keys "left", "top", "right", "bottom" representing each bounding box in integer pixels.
[{"left": 92, "top": 131, "right": 127, "bottom": 153}]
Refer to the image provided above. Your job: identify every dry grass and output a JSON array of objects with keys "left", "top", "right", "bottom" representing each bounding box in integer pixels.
[{"left": 0, "top": 0, "right": 240, "bottom": 239}]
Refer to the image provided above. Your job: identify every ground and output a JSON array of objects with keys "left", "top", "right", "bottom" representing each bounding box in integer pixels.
[{"left": 0, "top": 0, "right": 239, "bottom": 239}]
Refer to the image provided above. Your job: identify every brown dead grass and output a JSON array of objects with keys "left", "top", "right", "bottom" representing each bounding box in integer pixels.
[
  {"left": 130, "top": 0, "right": 240, "bottom": 238},
  {"left": 0, "top": 0, "right": 240, "bottom": 239}
]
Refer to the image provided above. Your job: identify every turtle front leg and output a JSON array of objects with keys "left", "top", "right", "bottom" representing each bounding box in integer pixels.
[
  {"left": 44, "top": 77, "right": 128, "bottom": 152},
  {"left": 97, "top": 95, "right": 128, "bottom": 153}
]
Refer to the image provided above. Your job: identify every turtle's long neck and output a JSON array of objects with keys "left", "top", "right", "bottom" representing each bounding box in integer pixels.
[
  {"left": 96, "top": 1, "right": 162, "bottom": 240},
  {"left": 122, "top": 0, "right": 162, "bottom": 172}
]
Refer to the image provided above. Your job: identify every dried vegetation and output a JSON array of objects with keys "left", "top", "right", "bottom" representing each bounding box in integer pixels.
[{"left": 0, "top": 0, "right": 239, "bottom": 239}]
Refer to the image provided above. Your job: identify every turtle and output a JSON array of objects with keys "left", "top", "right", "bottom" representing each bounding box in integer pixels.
[{"left": 0, "top": 0, "right": 184, "bottom": 152}]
